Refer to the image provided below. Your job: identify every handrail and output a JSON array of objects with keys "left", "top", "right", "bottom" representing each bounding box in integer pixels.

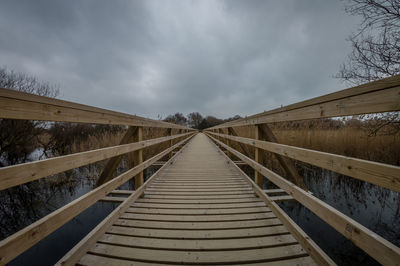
[
  {"left": 212, "top": 135, "right": 335, "bottom": 266},
  {"left": 0, "top": 87, "right": 191, "bottom": 129},
  {"left": 0, "top": 134, "right": 195, "bottom": 265},
  {"left": 209, "top": 74, "right": 400, "bottom": 129},
  {"left": 207, "top": 131, "right": 400, "bottom": 193},
  {"left": 0, "top": 132, "right": 192, "bottom": 191},
  {"left": 206, "top": 133, "right": 400, "bottom": 265}
]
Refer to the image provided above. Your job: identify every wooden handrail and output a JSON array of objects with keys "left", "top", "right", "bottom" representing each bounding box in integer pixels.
[
  {"left": 206, "top": 133, "right": 400, "bottom": 265},
  {"left": 0, "top": 87, "right": 191, "bottom": 129},
  {"left": 0, "top": 134, "right": 195, "bottom": 265},
  {"left": 213, "top": 136, "right": 335, "bottom": 266},
  {"left": 207, "top": 131, "right": 400, "bottom": 193},
  {"left": 209, "top": 74, "right": 400, "bottom": 129},
  {"left": 0, "top": 132, "right": 192, "bottom": 191}
]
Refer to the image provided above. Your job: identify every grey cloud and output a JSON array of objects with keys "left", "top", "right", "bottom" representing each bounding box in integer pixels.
[{"left": 0, "top": 0, "right": 360, "bottom": 119}]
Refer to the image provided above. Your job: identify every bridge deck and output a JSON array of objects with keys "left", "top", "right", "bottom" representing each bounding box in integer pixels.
[{"left": 76, "top": 133, "right": 316, "bottom": 265}]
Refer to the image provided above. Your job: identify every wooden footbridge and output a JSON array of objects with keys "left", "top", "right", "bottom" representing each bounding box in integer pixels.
[{"left": 0, "top": 75, "right": 400, "bottom": 265}]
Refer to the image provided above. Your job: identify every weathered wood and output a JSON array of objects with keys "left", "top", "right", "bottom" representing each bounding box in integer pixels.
[
  {"left": 0, "top": 87, "right": 189, "bottom": 129},
  {"left": 254, "top": 124, "right": 264, "bottom": 187},
  {"left": 208, "top": 133, "right": 400, "bottom": 265},
  {"left": 96, "top": 126, "right": 138, "bottom": 187},
  {"left": 0, "top": 135, "right": 194, "bottom": 265},
  {"left": 110, "top": 190, "right": 134, "bottom": 195},
  {"left": 208, "top": 131, "right": 400, "bottom": 193},
  {"left": 133, "top": 127, "right": 144, "bottom": 188},
  {"left": 0, "top": 132, "right": 191, "bottom": 191},
  {"left": 100, "top": 196, "right": 126, "bottom": 203},
  {"left": 270, "top": 195, "right": 295, "bottom": 201},
  {"left": 209, "top": 75, "right": 400, "bottom": 129}
]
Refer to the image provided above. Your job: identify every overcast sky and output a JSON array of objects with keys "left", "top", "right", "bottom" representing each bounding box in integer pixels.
[{"left": 0, "top": 0, "right": 360, "bottom": 119}]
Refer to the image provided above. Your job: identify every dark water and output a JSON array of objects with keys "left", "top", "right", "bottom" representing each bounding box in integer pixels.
[{"left": 2, "top": 164, "right": 399, "bottom": 265}]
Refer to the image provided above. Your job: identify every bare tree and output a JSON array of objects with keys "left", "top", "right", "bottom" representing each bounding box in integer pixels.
[
  {"left": 187, "top": 112, "right": 203, "bottom": 129},
  {"left": 164, "top": 112, "right": 188, "bottom": 126},
  {"left": 0, "top": 67, "right": 60, "bottom": 165},
  {"left": 337, "top": 0, "right": 400, "bottom": 84}
]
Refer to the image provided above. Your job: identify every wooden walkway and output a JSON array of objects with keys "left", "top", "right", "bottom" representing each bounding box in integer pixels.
[{"left": 74, "top": 133, "right": 316, "bottom": 265}]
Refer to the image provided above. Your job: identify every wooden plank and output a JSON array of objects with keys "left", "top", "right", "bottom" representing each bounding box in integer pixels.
[
  {"left": 110, "top": 190, "right": 134, "bottom": 195},
  {"left": 120, "top": 212, "right": 275, "bottom": 222},
  {"left": 0, "top": 132, "right": 192, "bottom": 191},
  {"left": 209, "top": 75, "right": 400, "bottom": 129},
  {"left": 0, "top": 87, "right": 189, "bottom": 129},
  {"left": 143, "top": 194, "right": 256, "bottom": 200},
  {"left": 136, "top": 198, "right": 262, "bottom": 204},
  {"left": 270, "top": 195, "right": 294, "bottom": 202},
  {"left": 78, "top": 253, "right": 315, "bottom": 266},
  {"left": 264, "top": 189, "right": 285, "bottom": 194},
  {"left": 143, "top": 190, "right": 256, "bottom": 196},
  {"left": 87, "top": 242, "right": 307, "bottom": 264},
  {"left": 107, "top": 225, "right": 289, "bottom": 239},
  {"left": 96, "top": 126, "right": 138, "bottom": 186},
  {"left": 131, "top": 202, "right": 267, "bottom": 209},
  {"left": 228, "top": 127, "right": 251, "bottom": 157},
  {"left": 255, "top": 124, "right": 264, "bottom": 187},
  {"left": 145, "top": 187, "right": 252, "bottom": 192},
  {"left": 100, "top": 197, "right": 125, "bottom": 203},
  {"left": 208, "top": 133, "right": 400, "bottom": 265},
  {"left": 98, "top": 233, "right": 297, "bottom": 250},
  {"left": 208, "top": 131, "right": 400, "bottom": 193},
  {"left": 114, "top": 218, "right": 283, "bottom": 230},
  {"left": 133, "top": 127, "right": 144, "bottom": 188},
  {"left": 0, "top": 135, "right": 194, "bottom": 265},
  {"left": 56, "top": 134, "right": 195, "bottom": 266},
  {"left": 126, "top": 206, "right": 270, "bottom": 215}
]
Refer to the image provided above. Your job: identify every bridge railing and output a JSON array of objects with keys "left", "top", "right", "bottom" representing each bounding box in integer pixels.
[
  {"left": 0, "top": 88, "right": 196, "bottom": 264},
  {"left": 205, "top": 74, "right": 400, "bottom": 265}
]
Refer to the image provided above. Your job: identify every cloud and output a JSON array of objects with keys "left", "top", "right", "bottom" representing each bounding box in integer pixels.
[{"left": 0, "top": 0, "right": 360, "bottom": 119}]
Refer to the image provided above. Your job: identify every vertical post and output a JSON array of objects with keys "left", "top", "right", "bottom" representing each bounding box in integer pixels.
[
  {"left": 226, "top": 128, "right": 231, "bottom": 158},
  {"left": 254, "top": 124, "right": 264, "bottom": 188},
  {"left": 133, "top": 126, "right": 143, "bottom": 188},
  {"left": 168, "top": 128, "right": 173, "bottom": 159}
]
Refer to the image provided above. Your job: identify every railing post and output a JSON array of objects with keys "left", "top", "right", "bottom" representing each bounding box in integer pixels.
[
  {"left": 168, "top": 128, "right": 173, "bottom": 159},
  {"left": 254, "top": 124, "right": 264, "bottom": 188},
  {"left": 225, "top": 128, "right": 231, "bottom": 158},
  {"left": 133, "top": 126, "right": 144, "bottom": 188}
]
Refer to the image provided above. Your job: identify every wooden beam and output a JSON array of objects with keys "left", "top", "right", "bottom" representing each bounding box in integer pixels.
[
  {"left": 208, "top": 75, "right": 400, "bottom": 129},
  {"left": 133, "top": 127, "right": 144, "bottom": 188},
  {"left": 0, "top": 132, "right": 192, "bottom": 191},
  {"left": 254, "top": 125, "right": 264, "bottom": 187},
  {"left": 0, "top": 88, "right": 190, "bottom": 129},
  {"left": 110, "top": 190, "right": 133, "bottom": 195},
  {"left": 258, "top": 124, "right": 307, "bottom": 189},
  {"left": 207, "top": 133, "right": 400, "bottom": 266},
  {"left": 0, "top": 134, "right": 194, "bottom": 265},
  {"left": 207, "top": 131, "right": 400, "bottom": 193},
  {"left": 96, "top": 126, "right": 138, "bottom": 187},
  {"left": 99, "top": 196, "right": 126, "bottom": 203}
]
